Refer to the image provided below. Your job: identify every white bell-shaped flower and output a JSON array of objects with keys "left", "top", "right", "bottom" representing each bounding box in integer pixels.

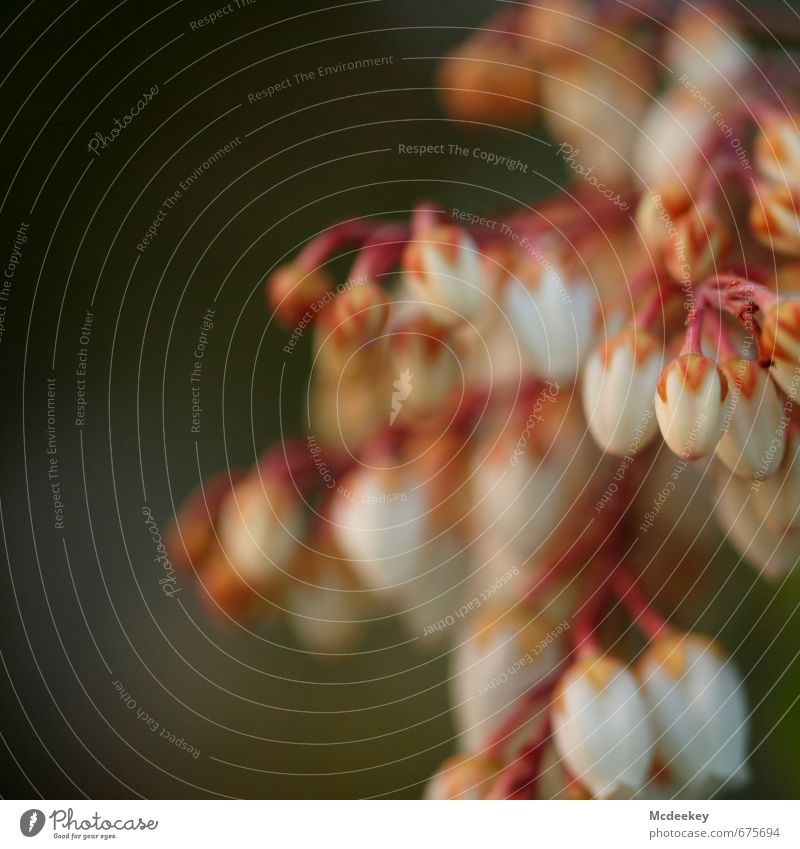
[
  {"left": 425, "top": 753, "right": 499, "bottom": 800},
  {"left": 750, "top": 434, "right": 800, "bottom": 532},
  {"left": 331, "top": 466, "right": 467, "bottom": 638},
  {"left": 638, "top": 632, "right": 751, "bottom": 796},
  {"left": 217, "top": 475, "right": 303, "bottom": 593},
  {"left": 503, "top": 254, "right": 597, "bottom": 382},
  {"left": 552, "top": 653, "right": 655, "bottom": 798},
  {"left": 402, "top": 224, "right": 484, "bottom": 324},
  {"left": 655, "top": 354, "right": 728, "bottom": 459},
  {"left": 760, "top": 297, "right": 800, "bottom": 401},
  {"left": 713, "top": 470, "right": 799, "bottom": 581},
  {"left": 450, "top": 605, "right": 567, "bottom": 753},
  {"left": 582, "top": 328, "right": 663, "bottom": 456},
  {"left": 716, "top": 358, "right": 786, "bottom": 479}
]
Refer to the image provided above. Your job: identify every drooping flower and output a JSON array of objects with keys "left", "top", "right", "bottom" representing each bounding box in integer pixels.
[
  {"left": 716, "top": 358, "right": 785, "bottom": 478},
  {"left": 552, "top": 653, "right": 655, "bottom": 798},
  {"left": 402, "top": 225, "right": 485, "bottom": 324},
  {"left": 655, "top": 354, "right": 728, "bottom": 459},
  {"left": 450, "top": 605, "right": 566, "bottom": 753},
  {"left": 217, "top": 472, "right": 304, "bottom": 597},
  {"left": 502, "top": 248, "right": 597, "bottom": 382},
  {"left": 759, "top": 296, "right": 800, "bottom": 400},
  {"left": 425, "top": 753, "right": 500, "bottom": 800},
  {"left": 582, "top": 328, "right": 662, "bottom": 456},
  {"left": 638, "top": 632, "right": 751, "bottom": 796},
  {"left": 750, "top": 433, "right": 800, "bottom": 532}
]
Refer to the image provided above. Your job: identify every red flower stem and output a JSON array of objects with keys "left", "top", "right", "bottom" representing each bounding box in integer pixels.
[
  {"left": 634, "top": 282, "right": 680, "bottom": 329},
  {"left": 703, "top": 274, "right": 778, "bottom": 314},
  {"left": 349, "top": 225, "right": 409, "bottom": 281},
  {"left": 608, "top": 567, "right": 668, "bottom": 641},
  {"left": 704, "top": 308, "right": 740, "bottom": 361},
  {"left": 572, "top": 565, "right": 610, "bottom": 657},
  {"left": 483, "top": 670, "right": 562, "bottom": 758},
  {"left": 488, "top": 714, "right": 553, "bottom": 800},
  {"left": 680, "top": 299, "right": 707, "bottom": 356},
  {"left": 296, "top": 219, "right": 375, "bottom": 270},
  {"left": 410, "top": 201, "right": 447, "bottom": 234}
]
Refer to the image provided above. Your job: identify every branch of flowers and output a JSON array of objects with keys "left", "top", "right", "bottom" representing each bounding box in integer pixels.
[
  {"left": 522, "top": 489, "right": 626, "bottom": 605},
  {"left": 608, "top": 565, "right": 669, "bottom": 641},
  {"left": 260, "top": 438, "right": 322, "bottom": 492}
]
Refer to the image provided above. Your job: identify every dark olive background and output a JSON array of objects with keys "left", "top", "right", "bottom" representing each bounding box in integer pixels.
[{"left": 0, "top": 0, "right": 797, "bottom": 799}]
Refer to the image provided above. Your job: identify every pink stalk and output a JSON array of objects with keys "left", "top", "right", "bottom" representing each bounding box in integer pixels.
[
  {"left": 295, "top": 219, "right": 375, "bottom": 270},
  {"left": 487, "top": 714, "right": 553, "bottom": 800},
  {"left": 483, "top": 671, "right": 562, "bottom": 759},
  {"left": 703, "top": 308, "right": 739, "bottom": 362},
  {"left": 571, "top": 567, "right": 610, "bottom": 657},
  {"left": 608, "top": 567, "right": 668, "bottom": 641},
  {"left": 410, "top": 201, "right": 447, "bottom": 235},
  {"left": 704, "top": 274, "right": 778, "bottom": 315},
  {"left": 679, "top": 300, "right": 707, "bottom": 356},
  {"left": 634, "top": 282, "right": 680, "bottom": 329},
  {"left": 349, "top": 225, "right": 409, "bottom": 281}
]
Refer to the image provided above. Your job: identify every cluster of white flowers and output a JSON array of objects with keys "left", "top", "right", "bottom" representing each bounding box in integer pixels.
[{"left": 167, "top": 0, "right": 800, "bottom": 798}]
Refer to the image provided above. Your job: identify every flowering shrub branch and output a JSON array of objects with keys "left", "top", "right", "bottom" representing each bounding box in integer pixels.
[{"left": 166, "top": 0, "right": 800, "bottom": 799}]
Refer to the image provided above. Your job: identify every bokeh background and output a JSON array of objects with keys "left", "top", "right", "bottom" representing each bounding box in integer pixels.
[{"left": 0, "top": 0, "right": 797, "bottom": 799}]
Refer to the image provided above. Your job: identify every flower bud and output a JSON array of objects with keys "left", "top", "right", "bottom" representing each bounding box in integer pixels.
[
  {"left": 713, "top": 470, "right": 799, "bottom": 581},
  {"left": 655, "top": 354, "right": 728, "bottom": 459},
  {"left": 518, "top": 0, "right": 594, "bottom": 61},
  {"left": 759, "top": 296, "right": 800, "bottom": 400},
  {"left": 664, "top": 205, "right": 732, "bottom": 284},
  {"left": 716, "top": 359, "right": 785, "bottom": 478},
  {"left": 284, "top": 568, "right": 365, "bottom": 654},
  {"left": 750, "top": 433, "right": 800, "bottom": 532},
  {"left": 330, "top": 466, "right": 468, "bottom": 636},
  {"left": 541, "top": 34, "right": 652, "bottom": 184},
  {"left": 552, "top": 654, "right": 654, "bottom": 798},
  {"left": 402, "top": 225, "right": 485, "bottom": 324},
  {"left": 436, "top": 39, "right": 538, "bottom": 126},
  {"left": 217, "top": 474, "right": 303, "bottom": 596},
  {"left": 165, "top": 471, "right": 242, "bottom": 575},
  {"left": 425, "top": 753, "right": 500, "bottom": 800},
  {"left": 638, "top": 632, "right": 750, "bottom": 796},
  {"left": 754, "top": 113, "right": 800, "bottom": 186},
  {"left": 749, "top": 182, "right": 800, "bottom": 256},
  {"left": 450, "top": 605, "right": 566, "bottom": 753},
  {"left": 664, "top": 7, "right": 751, "bottom": 92},
  {"left": 635, "top": 185, "right": 691, "bottom": 251},
  {"left": 582, "top": 328, "right": 662, "bottom": 456},
  {"left": 266, "top": 262, "right": 332, "bottom": 327},
  {"left": 317, "top": 278, "right": 389, "bottom": 347},
  {"left": 471, "top": 421, "right": 569, "bottom": 559},
  {"left": 633, "top": 88, "right": 720, "bottom": 190},
  {"left": 503, "top": 252, "right": 597, "bottom": 382},
  {"left": 387, "top": 315, "right": 461, "bottom": 416}
]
